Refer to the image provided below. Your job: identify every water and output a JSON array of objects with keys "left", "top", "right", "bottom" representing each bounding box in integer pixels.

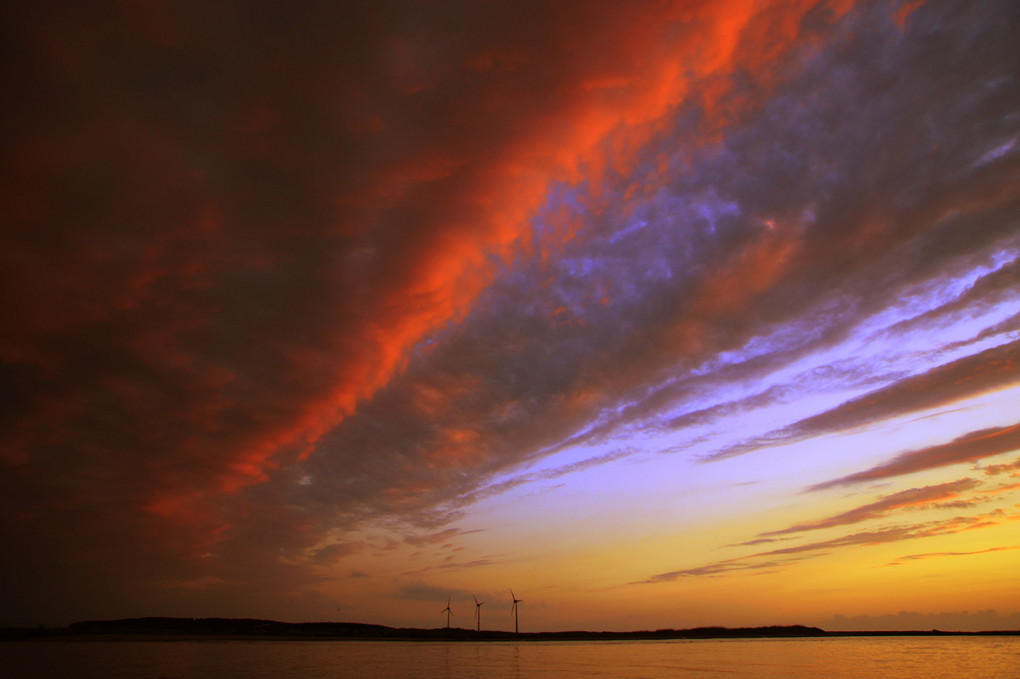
[{"left": 2, "top": 637, "right": 1017, "bottom": 678}]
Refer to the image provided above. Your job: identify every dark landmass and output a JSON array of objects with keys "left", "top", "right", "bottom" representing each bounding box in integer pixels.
[{"left": 1, "top": 617, "right": 1017, "bottom": 642}]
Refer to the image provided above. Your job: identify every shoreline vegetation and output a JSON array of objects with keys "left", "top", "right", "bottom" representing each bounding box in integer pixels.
[{"left": 2, "top": 617, "right": 1017, "bottom": 642}]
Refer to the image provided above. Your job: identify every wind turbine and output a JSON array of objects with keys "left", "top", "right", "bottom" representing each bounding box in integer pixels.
[
  {"left": 441, "top": 597, "right": 453, "bottom": 629},
  {"left": 473, "top": 594, "right": 485, "bottom": 632},
  {"left": 510, "top": 588, "right": 522, "bottom": 634}
]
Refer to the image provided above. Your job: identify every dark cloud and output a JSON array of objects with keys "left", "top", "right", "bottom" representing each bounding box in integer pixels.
[
  {"left": 290, "top": 0, "right": 1020, "bottom": 544},
  {"left": 9, "top": 0, "right": 779, "bottom": 621},
  {"left": 1, "top": 0, "right": 1018, "bottom": 625}
]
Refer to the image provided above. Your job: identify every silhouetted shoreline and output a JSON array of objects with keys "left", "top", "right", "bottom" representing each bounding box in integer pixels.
[{"left": 2, "top": 617, "right": 1017, "bottom": 641}]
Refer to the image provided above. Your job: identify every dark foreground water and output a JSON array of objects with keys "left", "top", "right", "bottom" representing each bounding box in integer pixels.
[{"left": 3, "top": 636, "right": 1017, "bottom": 678}]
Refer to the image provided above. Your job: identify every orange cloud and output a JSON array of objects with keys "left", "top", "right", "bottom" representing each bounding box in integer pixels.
[
  {"left": 763, "top": 479, "right": 980, "bottom": 535},
  {"left": 638, "top": 507, "right": 1015, "bottom": 583}
]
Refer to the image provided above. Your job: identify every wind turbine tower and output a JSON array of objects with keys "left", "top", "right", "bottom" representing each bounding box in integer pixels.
[
  {"left": 510, "top": 588, "right": 522, "bottom": 634},
  {"left": 441, "top": 597, "right": 453, "bottom": 629},
  {"left": 473, "top": 595, "right": 485, "bottom": 631}
]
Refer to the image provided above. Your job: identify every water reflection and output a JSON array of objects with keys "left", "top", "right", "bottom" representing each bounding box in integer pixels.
[{"left": 3, "top": 637, "right": 1017, "bottom": 679}]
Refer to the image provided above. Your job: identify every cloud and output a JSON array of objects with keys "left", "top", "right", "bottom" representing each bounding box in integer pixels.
[
  {"left": 311, "top": 542, "right": 364, "bottom": 564},
  {"left": 638, "top": 494, "right": 1018, "bottom": 585},
  {"left": 762, "top": 479, "right": 980, "bottom": 535},
  {"left": 4, "top": 0, "right": 866, "bottom": 547},
  {"left": 810, "top": 422, "right": 1020, "bottom": 490},
  {"left": 638, "top": 511, "right": 1012, "bottom": 584},
  {"left": 296, "top": 0, "right": 1020, "bottom": 539},
  {"left": 394, "top": 583, "right": 474, "bottom": 602},
  {"left": 2, "top": 0, "right": 1019, "bottom": 625},
  {"left": 751, "top": 508, "right": 1011, "bottom": 560},
  {"left": 979, "top": 457, "right": 1020, "bottom": 477},
  {"left": 403, "top": 528, "right": 483, "bottom": 548},
  {"left": 400, "top": 557, "right": 500, "bottom": 578},
  {"left": 709, "top": 338, "right": 1020, "bottom": 462},
  {"left": 886, "top": 544, "right": 1020, "bottom": 566},
  {"left": 880, "top": 257, "right": 1020, "bottom": 342},
  {"left": 634, "top": 556, "right": 813, "bottom": 583}
]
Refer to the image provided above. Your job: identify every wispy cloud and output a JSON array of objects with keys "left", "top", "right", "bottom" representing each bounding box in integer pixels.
[
  {"left": 709, "top": 339, "right": 1020, "bottom": 462},
  {"left": 763, "top": 479, "right": 980, "bottom": 536},
  {"left": 637, "top": 509, "right": 1013, "bottom": 584},
  {"left": 634, "top": 555, "right": 814, "bottom": 583},
  {"left": 311, "top": 542, "right": 365, "bottom": 564},
  {"left": 394, "top": 583, "right": 474, "bottom": 602},
  {"left": 640, "top": 459, "right": 1020, "bottom": 585},
  {"left": 400, "top": 557, "right": 500, "bottom": 578},
  {"left": 886, "top": 544, "right": 1020, "bottom": 566},
  {"left": 403, "top": 528, "right": 484, "bottom": 548},
  {"left": 810, "top": 422, "right": 1020, "bottom": 490}
]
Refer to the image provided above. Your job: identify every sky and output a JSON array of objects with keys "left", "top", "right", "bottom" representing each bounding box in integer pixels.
[{"left": 1, "top": 0, "right": 1018, "bottom": 632}]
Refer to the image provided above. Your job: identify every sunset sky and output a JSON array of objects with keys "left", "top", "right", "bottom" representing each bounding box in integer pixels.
[{"left": 2, "top": 0, "right": 1018, "bottom": 632}]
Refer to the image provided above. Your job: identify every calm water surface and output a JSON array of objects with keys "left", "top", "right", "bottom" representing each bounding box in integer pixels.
[{"left": 3, "top": 637, "right": 1017, "bottom": 678}]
